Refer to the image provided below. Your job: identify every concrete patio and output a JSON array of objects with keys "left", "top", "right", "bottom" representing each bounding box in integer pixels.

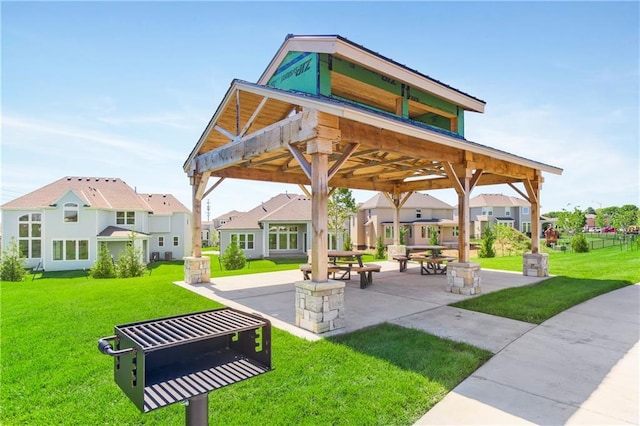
[{"left": 175, "top": 260, "right": 544, "bottom": 351}]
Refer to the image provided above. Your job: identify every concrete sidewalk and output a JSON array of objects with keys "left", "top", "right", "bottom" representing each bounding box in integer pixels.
[{"left": 416, "top": 284, "right": 640, "bottom": 425}]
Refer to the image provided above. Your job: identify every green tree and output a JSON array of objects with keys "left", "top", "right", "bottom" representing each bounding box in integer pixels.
[
  {"left": 375, "top": 235, "right": 386, "bottom": 260},
  {"left": 328, "top": 188, "right": 357, "bottom": 250},
  {"left": 115, "top": 232, "right": 147, "bottom": 278},
  {"left": 342, "top": 235, "right": 353, "bottom": 251},
  {"left": 478, "top": 225, "right": 496, "bottom": 258},
  {"left": 220, "top": 239, "right": 246, "bottom": 270},
  {"left": 90, "top": 242, "right": 116, "bottom": 278},
  {"left": 0, "top": 237, "right": 27, "bottom": 282},
  {"left": 428, "top": 226, "right": 441, "bottom": 256},
  {"left": 571, "top": 233, "right": 589, "bottom": 253},
  {"left": 556, "top": 206, "right": 586, "bottom": 236}
]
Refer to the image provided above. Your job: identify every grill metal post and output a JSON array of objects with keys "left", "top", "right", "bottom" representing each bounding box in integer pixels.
[{"left": 186, "top": 394, "right": 208, "bottom": 426}]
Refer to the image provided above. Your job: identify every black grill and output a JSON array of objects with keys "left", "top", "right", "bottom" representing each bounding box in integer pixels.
[{"left": 98, "top": 307, "right": 272, "bottom": 420}]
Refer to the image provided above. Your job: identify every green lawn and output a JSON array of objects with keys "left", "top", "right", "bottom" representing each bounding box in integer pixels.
[
  {"left": 452, "top": 245, "right": 640, "bottom": 323},
  {"left": 1, "top": 261, "right": 489, "bottom": 425}
]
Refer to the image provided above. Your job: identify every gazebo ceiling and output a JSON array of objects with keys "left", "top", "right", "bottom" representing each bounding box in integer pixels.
[{"left": 184, "top": 80, "right": 562, "bottom": 194}]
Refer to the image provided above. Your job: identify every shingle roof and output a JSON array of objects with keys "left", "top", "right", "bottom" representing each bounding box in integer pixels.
[
  {"left": 97, "top": 226, "right": 149, "bottom": 238},
  {"left": 139, "top": 193, "right": 190, "bottom": 215},
  {"left": 219, "top": 193, "right": 310, "bottom": 229},
  {"left": 359, "top": 192, "right": 453, "bottom": 210},
  {"left": 469, "top": 194, "right": 530, "bottom": 208},
  {"left": 1, "top": 176, "right": 189, "bottom": 214}
]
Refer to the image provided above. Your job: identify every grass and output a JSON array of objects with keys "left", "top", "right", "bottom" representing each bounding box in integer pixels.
[
  {"left": 451, "top": 245, "right": 640, "bottom": 323},
  {"left": 1, "top": 262, "right": 490, "bottom": 425}
]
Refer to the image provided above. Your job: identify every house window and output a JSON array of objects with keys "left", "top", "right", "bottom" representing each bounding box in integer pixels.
[
  {"left": 268, "top": 226, "right": 296, "bottom": 250},
  {"left": 18, "top": 213, "right": 42, "bottom": 258},
  {"left": 384, "top": 225, "right": 393, "bottom": 239},
  {"left": 64, "top": 203, "right": 79, "bottom": 222},
  {"left": 416, "top": 209, "right": 422, "bottom": 219},
  {"left": 116, "top": 211, "right": 135, "bottom": 225},
  {"left": 158, "top": 236, "right": 164, "bottom": 247},
  {"left": 173, "top": 236, "right": 179, "bottom": 247},
  {"left": 233, "top": 233, "right": 256, "bottom": 250},
  {"left": 482, "top": 207, "right": 493, "bottom": 216},
  {"left": 421, "top": 226, "right": 427, "bottom": 239},
  {"left": 522, "top": 207, "right": 530, "bottom": 215},
  {"left": 53, "top": 239, "right": 89, "bottom": 261},
  {"left": 453, "top": 226, "right": 459, "bottom": 237},
  {"left": 505, "top": 207, "right": 511, "bottom": 217},
  {"left": 522, "top": 222, "right": 532, "bottom": 233}
]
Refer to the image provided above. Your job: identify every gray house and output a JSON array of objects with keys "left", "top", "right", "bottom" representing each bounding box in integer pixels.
[
  {"left": 218, "top": 193, "right": 311, "bottom": 258},
  {"left": 0, "top": 176, "right": 192, "bottom": 271},
  {"left": 460, "top": 193, "right": 532, "bottom": 238}
]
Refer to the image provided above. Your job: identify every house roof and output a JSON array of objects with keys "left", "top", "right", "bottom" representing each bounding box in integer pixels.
[
  {"left": 139, "top": 193, "right": 190, "bottom": 215},
  {"left": 1, "top": 176, "right": 189, "bottom": 215},
  {"left": 213, "top": 210, "right": 244, "bottom": 222},
  {"left": 469, "top": 194, "right": 530, "bottom": 208},
  {"left": 258, "top": 34, "right": 486, "bottom": 112},
  {"left": 359, "top": 192, "right": 453, "bottom": 210},
  {"left": 97, "top": 226, "right": 149, "bottom": 238},
  {"left": 219, "top": 193, "right": 310, "bottom": 230}
]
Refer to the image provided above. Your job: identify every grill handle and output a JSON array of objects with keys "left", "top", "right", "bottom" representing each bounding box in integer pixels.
[{"left": 98, "top": 335, "right": 135, "bottom": 357}]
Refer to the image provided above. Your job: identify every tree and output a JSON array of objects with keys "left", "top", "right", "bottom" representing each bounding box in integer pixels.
[
  {"left": 115, "top": 232, "right": 147, "bottom": 278},
  {"left": 90, "top": 242, "right": 116, "bottom": 278},
  {"left": 374, "top": 235, "right": 386, "bottom": 260},
  {"left": 556, "top": 206, "right": 585, "bottom": 236},
  {"left": 428, "top": 226, "right": 441, "bottom": 256},
  {"left": 220, "top": 239, "right": 246, "bottom": 270},
  {"left": 328, "top": 188, "right": 357, "bottom": 250},
  {"left": 0, "top": 237, "right": 27, "bottom": 282},
  {"left": 478, "top": 225, "right": 496, "bottom": 258}
]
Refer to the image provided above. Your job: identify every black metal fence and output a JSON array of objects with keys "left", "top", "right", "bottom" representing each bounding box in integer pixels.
[{"left": 553, "top": 233, "right": 639, "bottom": 252}]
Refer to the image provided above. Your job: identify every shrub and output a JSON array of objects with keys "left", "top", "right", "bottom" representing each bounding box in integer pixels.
[
  {"left": 429, "top": 227, "right": 441, "bottom": 256},
  {"left": 115, "top": 233, "right": 147, "bottom": 278},
  {"left": 90, "top": 242, "right": 116, "bottom": 278},
  {"left": 0, "top": 237, "right": 27, "bottom": 282},
  {"left": 478, "top": 226, "right": 496, "bottom": 258},
  {"left": 342, "top": 235, "right": 353, "bottom": 251},
  {"left": 571, "top": 233, "right": 589, "bottom": 253},
  {"left": 375, "top": 235, "right": 386, "bottom": 260},
  {"left": 220, "top": 240, "right": 246, "bottom": 270}
]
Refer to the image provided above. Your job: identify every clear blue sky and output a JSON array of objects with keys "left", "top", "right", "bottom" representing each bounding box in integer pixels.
[{"left": 2, "top": 1, "right": 638, "bottom": 220}]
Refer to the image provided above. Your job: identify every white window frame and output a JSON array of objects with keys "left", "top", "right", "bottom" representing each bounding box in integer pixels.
[
  {"left": 158, "top": 236, "right": 165, "bottom": 247},
  {"left": 522, "top": 222, "right": 532, "bottom": 233},
  {"left": 482, "top": 206, "right": 493, "bottom": 216},
  {"left": 18, "top": 213, "right": 42, "bottom": 259},
  {"left": 504, "top": 207, "right": 511, "bottom": 217},
  {"left": 64, "top": 203, "right": 79, "bottom": 223},
  {"left": 522, "top": 206, "right": 530, "bottom": 215},
  {"left": 416, "top": 209, "right": 422, "bottom": 219},
  {"left": 173, "top": 236, "right": 179, "bottom": 247},
  {"left": 52, "top": 239, "right": 89, "bottom": 261},
  {"left": 116, "top": 211, "right": 135, "bottom": 225},
  {"left": 232, "top": 233, "right": 256, "bottom": 250}
]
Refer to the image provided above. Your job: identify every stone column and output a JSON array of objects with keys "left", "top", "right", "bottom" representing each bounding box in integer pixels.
[
  {"left": 183, "top": 256, "right": 211, "bottom": 284},
  {"left": 447, "top": 262, "right": 481, "bottom": 295},
  {"left": 295, "top": 279, "right": 345, "bottom": 333},
  {"left": 387, "top": 244, "right": 406, "bottom": 261},
  {"left": 523, "top": 252, "right": 549, "bottom": 277}
]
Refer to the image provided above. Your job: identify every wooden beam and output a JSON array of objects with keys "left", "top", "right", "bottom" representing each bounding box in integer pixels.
[
  {"left": 239, "top": 96, "right": 268, "bottom": 138},
  {"left": 508, "top": 182, "right": 531, "bottom": 203},
  {"left": 442, "top": 161, "right": 464, "bottom": 195},
  {"left": 191, "top": 174, "right": 203, "bottom": 258},
  {"left": 328, "top": 143, "right": 359, "bottom": 181},
  {"left": 195, "top": 110, "right": 319, "bottom": 175},
  {"left": 298, "top": 184, "right": 312, "bottom": 198},
  {"left": 202, "top": 177, "right": 225, "bottom": 200},
  {"left": 213, "top": 125, "right": 235, "bottom": 141},
  {"left": 288, "top": 143, "right": 311, "bottom": 180},
  {"left": 194, "top": 171, "right": 211, "bottom": 201},
  {"left": 469, "top": 169, "right": 483, "bottom": 190}
]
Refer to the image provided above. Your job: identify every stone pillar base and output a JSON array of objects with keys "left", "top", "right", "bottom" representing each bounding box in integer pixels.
[
  {"left": 447, "top": 262, "right": 481, "bottom": 295},
  {"left": 183, "top": 256, "right": 211, "bottom": 284},
  {"left": 523, "top": 252, "right": 549, "bottom": 277},
  {"left": 295, "top": 280, "right": 345, "bottom": 333},
  {"left": 387, "top": 244, "right": 406, "bottom": 261}
]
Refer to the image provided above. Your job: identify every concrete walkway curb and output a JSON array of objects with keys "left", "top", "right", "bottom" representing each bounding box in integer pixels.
[{"left": 415, "top": 284, "right": 640, "bottom": 425}]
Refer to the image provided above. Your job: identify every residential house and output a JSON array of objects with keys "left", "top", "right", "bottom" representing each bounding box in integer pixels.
[
  {"left": 350, "top": 192, "right": 456, "bottom": 249},
  {"left": 218, "top": 193, "right": 312, "bottom": 258},
  {"left": 461, "top": 193, "right": 532, "bottom": 238},
  {"left": 201, "top": 210, "right": 243, "bottom": 247},
  {"left": 0, "top": 176, "right": 191, "bottom": 271}
]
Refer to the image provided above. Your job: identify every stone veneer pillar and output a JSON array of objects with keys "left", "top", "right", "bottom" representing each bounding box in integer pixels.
[
  {"left": 447, "top": 262, "right": 481, "bottom": 295},
  {"left": 295, "top": 280, "right": 345, "bottom": 333},
  {"left": 523, "top": 253, "right": 549, "bottom": 277},
  {"left": 183, "top": 256, "right": 211, "bottom": 284},
  {"left": 386, "top": 244, "right": 406, "bottom": 261}
]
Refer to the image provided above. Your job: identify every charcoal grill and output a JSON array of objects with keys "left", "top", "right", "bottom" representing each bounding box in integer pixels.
[{"left": 98, "top": 307, "right": 271, "bottom": 424}]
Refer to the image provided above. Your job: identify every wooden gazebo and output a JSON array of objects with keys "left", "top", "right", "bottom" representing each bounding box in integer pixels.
[{"left": 183, "top": 35, "right": 562, "bottom": 333}]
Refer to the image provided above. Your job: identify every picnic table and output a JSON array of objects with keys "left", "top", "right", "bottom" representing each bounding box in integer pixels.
[{"left": 300, "top": 250, "right": 380, "bottom": 288}]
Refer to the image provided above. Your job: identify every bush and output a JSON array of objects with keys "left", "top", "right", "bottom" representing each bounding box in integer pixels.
[
  {"left": 220, "top": 240, "right": 246, "bottom": 270},
  {"left": 375, "top": 236, "right": 386, "bottom": 260},
  {"left": 90, "top": 242, "right": 116, "bottom": 278},
  {"left": 0, "top": 237, "right": 27, "bottom": 282},
  {"left": 571, "top": 233, "right": 590, "bottom": 253},
  {"left": 343, "top": 235, "right": 353, "bottom": 251},
  {"left": 115, "top": 233, "right": 147, "bottom": 278},
  {"left": 478, "top": 226, "right": 496, "bottom": 258}
]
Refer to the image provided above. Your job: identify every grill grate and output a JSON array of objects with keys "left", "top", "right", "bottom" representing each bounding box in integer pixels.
[
  {"left": 118, "top": 309, "right": 267, "bottom": 350},
  {"left": 143, "top": 357, "right": 269, "bottom": 412}
]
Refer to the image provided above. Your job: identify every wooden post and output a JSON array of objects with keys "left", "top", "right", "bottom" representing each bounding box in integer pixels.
[
  {"left": 191, "top": 174, "right": 203, "bottom": 258},
  {"left": 458, "top": 175, "right": 471, "bottom": 263},
  {"left": 310, "top": 147, "right": 330, "bottom": 282},
  {"left": 525, "top": 176, "right": 542, "bottom": 254}
]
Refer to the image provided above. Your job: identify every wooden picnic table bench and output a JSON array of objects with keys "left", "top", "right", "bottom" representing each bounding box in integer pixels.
[
  {"left": 299, "top": 263, "right": 381, "bottom": 288},
  {"left": 409, "top": 255, "right": 457, "bottom": 275},
  {"left": 392, "top": 255, "right": 408, "bottom": 272},
  {"left": 350, "top": 264, "right": 382, "bottom": 288}
]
